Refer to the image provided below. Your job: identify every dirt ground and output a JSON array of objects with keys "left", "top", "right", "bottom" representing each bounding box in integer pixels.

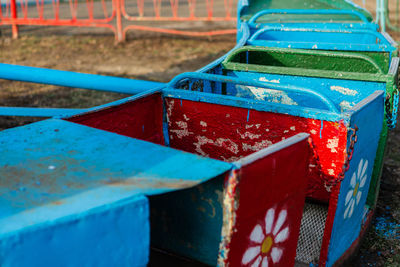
[{"left": 1, "top": 24, "right": 400, "bottom": 266}]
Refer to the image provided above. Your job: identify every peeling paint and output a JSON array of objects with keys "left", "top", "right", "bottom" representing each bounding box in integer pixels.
[
  {"left": 193, "top": 136, "right": 239, "bottom": 157},
  {"left": 245, "top": 124, "right": 261, "bottom": 129},
  {"left": 259, "top": 77, "right": 280, "bottom": 84},
  {"left": 215, "top": 138, "right": 239, "bottom": 154},
  {"left": 242, "top": 140, "right": 273, "bottom": 152},
  {"left": 237, "top": 129, "right": 262, "bottom": 140},
  {"left": 194, "top": 136, "right": 213, "bottom": 157},
  {"left": 327, "top": 138, "right": 339, "bottom": 153},
  {"left": 330, "top": 86, "right": 358, "bottom": 96},
  {"left": 220, "top": 156, "right": 241, "bottom": 162},
  {"left": 218, "top": 170, "right": 239, "bottom": 266},
  {"left": 170, "top": 121, "right": 193, "bottom": 139},
  {"left": 183, "top": 114, "right": 190, "bottom": 121},
  {"left": 339, "top": 100, "right": 353, "bottom": 111},
  {"left": 246, "top": 86, "right": 298, "bottom": 106},
  {"left": 166, "top": 99, "right": 174, "bottom": 118},
  {"left": 290, "top": 126, "right": 296, "bottom": 131},
  {"left": 200, "top": 121, "right": 207, "bottom": 127}
]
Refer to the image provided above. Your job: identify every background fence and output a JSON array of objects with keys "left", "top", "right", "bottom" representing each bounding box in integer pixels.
[
  {"left": 0, "top": 0, "right": 237, "bottom": 41},
  {"left": 3, "top": 0, "right": 400, "bottom": 41}
]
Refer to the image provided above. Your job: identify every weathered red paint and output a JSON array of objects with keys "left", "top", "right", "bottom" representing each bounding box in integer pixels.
[
  {"left": 66, "top": 93, "right": 165, "bottom": 145},
  {"left": 223, "top": 138, "right": 310, "bottom": 266},
  {"left": 165, "top": 98, "right": 348, "bottom": 202},
  {"left": 65, "top": 95, "right": 347, "bottom": 202}
]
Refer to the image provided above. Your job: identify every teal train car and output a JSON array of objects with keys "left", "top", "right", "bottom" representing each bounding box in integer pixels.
[{"left": 0, "top": 0, "right": 398, "bottom": 266}]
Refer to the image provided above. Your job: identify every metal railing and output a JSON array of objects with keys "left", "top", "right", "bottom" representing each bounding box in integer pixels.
[{"left": 0, "top": 0, "right": 237, "bottom": 41}]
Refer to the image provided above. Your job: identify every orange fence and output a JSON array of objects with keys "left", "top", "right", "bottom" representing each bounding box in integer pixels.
[{"left": 0, "top": 0, "right": 237, "bottom": 41}]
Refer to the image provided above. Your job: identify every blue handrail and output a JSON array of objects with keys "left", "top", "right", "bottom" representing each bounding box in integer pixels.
[
  {"left": 247, "top": 26, "right": 393, "bottom": 48},
  {"left": 0, "top": 63, "right": 165, "bottom": 117},
  {"left": 0, "top": 63, "right": 164, "bottom": 95},
  {"left": 0, "top": 107, "right": 88, "bottom": 117},
  {"left": 168, "top": 72, "right": 339, "bottom": 113}
]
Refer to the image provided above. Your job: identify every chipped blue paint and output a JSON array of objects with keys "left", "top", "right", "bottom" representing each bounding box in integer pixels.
[
  {"left": 0, "top": 119, "right": 232, "bottom": 266},
  {"left": 246, "top": 109, "right": 250, "bottom": 121}
]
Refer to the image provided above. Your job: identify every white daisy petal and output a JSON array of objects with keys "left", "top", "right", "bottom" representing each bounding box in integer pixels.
[
  {"left": 345, "top": 190, "right": 353, "bottom": 205},
  {"left": 361, "top": 159, "right": 368, "bottom": 178},
  {"left": 242, "top": 246, "right": 260, "bottom": 264},
  {"left": 250, "top": 225, "right": 265, "bottom": 243},
  {"left": 356, "top": 191, "right": 362, "bottom": 205},
  {"left": 265, "top": 208, "right": 275, "bottom": 234},
  {"left": 261, "top": 256, "right": 269, "bottom": 267},
  {"left": 275, "top": 226, "right": 289, "bottom": 243},
  {"left": 344, "top": 198, "right": 354, "bottom": 219},
  {"left": 360, "top": 174, "right": 367, "bottom": 188},
  {"left": 273, "top": 209, "right": 287, "bottom": 235},
  {"left": 350, "top": 172, "right": 356, "bottom": 188},
  {"left": 357, "top": 159, "right": 363, "bottom": 180},
  {"left": 251, "top": 255, "right": 262, "bottom": 267},
  {"left": 271, "top": 247, "right": 283, "bottom": 263},
  {"left": 349, "top": 199, "right": 355, "bottom": 218}
]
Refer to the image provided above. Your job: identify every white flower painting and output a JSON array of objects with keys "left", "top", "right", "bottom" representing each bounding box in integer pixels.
[
  {"left": 343, "top": 159, "right": 368, "bottom": 219},
  {"left": 242, "top": 207, "right": 290, "bottom": 266}
]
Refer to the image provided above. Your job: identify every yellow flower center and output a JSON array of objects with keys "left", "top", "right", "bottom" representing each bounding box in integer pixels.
[
  {"left": 353, "top": 182, "right": 360, "bottom": 197},
  {"left": 261, "top": 236, "right": 273, "bottom": 254}
]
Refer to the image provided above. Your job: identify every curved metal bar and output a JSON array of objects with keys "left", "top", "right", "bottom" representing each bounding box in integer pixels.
[
  {"left": 0, "top": 63, "right": 164, "bottom": 95},
  {"left": 168, "top": 72, "right": 339, "bottom": 113},
  {"left": 247, "top": 26, "right": 393, "bottom": 47},
  {"left": 248, "top": 9, "right": 371, "bottom": 27},
  {"left": 0, "top": 107, "right": 88, "bottom": 117}
]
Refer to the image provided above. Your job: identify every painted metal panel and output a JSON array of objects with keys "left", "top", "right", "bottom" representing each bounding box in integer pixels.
[
  {"left": 150, "top": 174, "right": 226, "bottom": 266},
  {"left": 0, "top": 194, "right": 150, "bottom": 267},
  {"left": 0, "top": 118, "right": 232, "bottom": 265},
  {"left": 67, "top": 93, "right": 165, "bottom": 145},
  {"left": 325, "top": 90, "right": 384, "bottom": 266},
  {"left": 221, "top": 133, "right": 310, "bottom": 267},
  {"left": 149, "top": 132, "right": 310, "bottom": 266}
]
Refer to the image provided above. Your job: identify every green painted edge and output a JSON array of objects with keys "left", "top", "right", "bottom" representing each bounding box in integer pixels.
[{"left": 366, "top": 123, "right": 388, "bottom": 207}]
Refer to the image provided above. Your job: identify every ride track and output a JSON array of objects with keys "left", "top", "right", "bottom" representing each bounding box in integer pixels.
[{"left": 0, "top": 0, "right": 399, "bottom": 266}]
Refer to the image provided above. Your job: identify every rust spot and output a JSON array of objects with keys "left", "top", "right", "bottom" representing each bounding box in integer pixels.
[{"left": 52, "top": 200, "right": 63, "bottom": 205}]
